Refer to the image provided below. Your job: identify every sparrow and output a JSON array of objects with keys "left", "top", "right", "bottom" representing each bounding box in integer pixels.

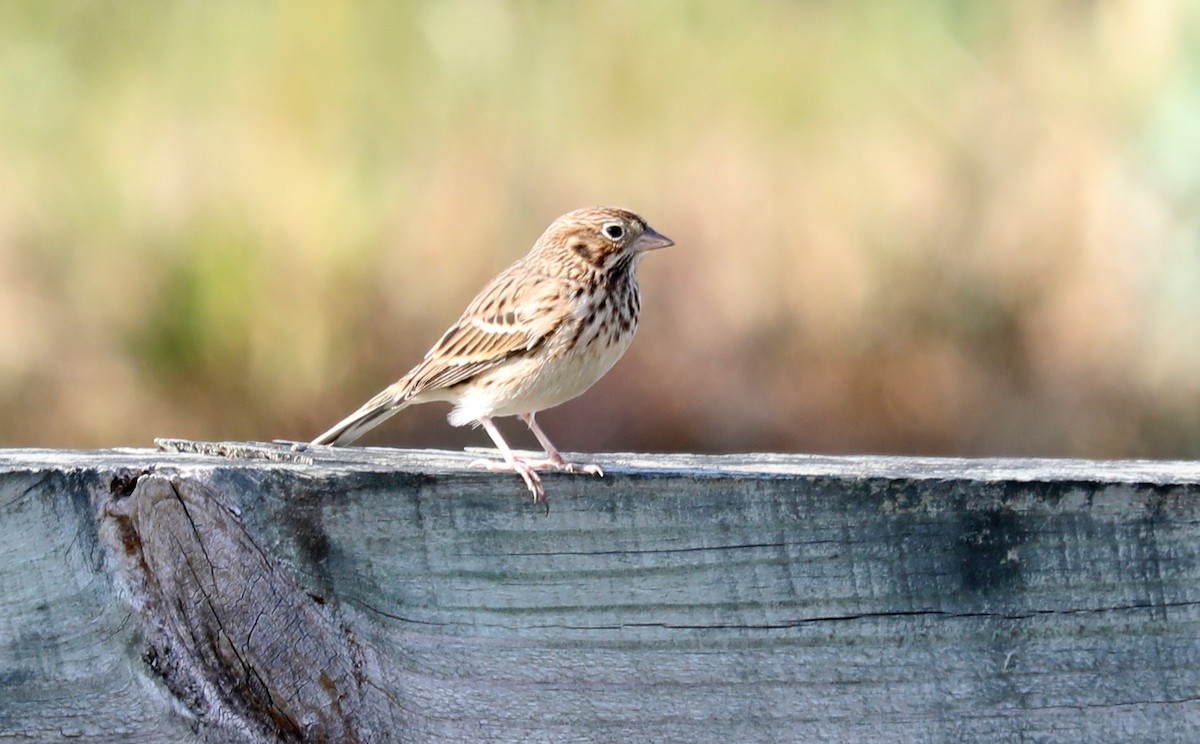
[{"left": 312, "top": 206, "right": 673, "bottom": 504}]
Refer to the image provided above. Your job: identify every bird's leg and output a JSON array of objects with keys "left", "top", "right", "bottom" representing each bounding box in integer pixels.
[
  {"left": 518, "top": 413, "right": 604, "bottom": 477},
  {"left": 472, "top": 417, "right": 546, "bottom": 504}
]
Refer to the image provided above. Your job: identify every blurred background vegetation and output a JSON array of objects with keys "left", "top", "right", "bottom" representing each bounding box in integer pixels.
[{"left": 2, "top": 1, "right": 1199, "bottom": 458}]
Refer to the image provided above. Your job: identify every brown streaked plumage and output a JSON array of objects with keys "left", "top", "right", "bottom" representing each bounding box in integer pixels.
[{"left": 312, "top": 206, "right": 673, "bottom": 504}]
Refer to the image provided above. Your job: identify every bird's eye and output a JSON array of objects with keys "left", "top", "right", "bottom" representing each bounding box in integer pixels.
[{"left": 603, "top": 223, "right": 625, "bottom": 240}]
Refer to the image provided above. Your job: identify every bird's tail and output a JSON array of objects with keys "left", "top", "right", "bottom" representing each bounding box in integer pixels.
[{"left": 311, "top": 386, "right": 410, "bottom": 446}]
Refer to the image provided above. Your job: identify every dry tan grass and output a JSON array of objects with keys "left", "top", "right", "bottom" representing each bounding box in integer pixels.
[{"left": 1, "top": 2, "right": 1197, "bottom": 457}]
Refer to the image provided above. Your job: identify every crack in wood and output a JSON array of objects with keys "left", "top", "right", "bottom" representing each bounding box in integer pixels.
[{"left": 501, "top": 540, "right": 840, "bottom": 557}]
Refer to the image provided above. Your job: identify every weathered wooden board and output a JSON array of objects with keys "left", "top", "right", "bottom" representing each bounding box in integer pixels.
[{"left": 2, "top": 442, "right": 1200, "bottom": 742}]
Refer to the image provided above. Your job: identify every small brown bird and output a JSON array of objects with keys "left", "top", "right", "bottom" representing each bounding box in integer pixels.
[{"left": 312, "top": 206, "right": 673, "bottom": 503}]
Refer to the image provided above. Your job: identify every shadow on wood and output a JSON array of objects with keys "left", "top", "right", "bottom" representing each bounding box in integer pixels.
[{"left": 2, "top": 441, "right": 1200, "bottom": 742}]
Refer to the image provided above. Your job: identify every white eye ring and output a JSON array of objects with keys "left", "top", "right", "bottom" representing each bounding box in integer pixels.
[{"left": 602, "top": 223, "right": 625, "bottom": 241}]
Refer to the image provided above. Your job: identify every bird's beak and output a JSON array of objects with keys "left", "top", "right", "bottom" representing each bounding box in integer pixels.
[{"left": 634, "top": 227, "right": 674, "bottom": 252}]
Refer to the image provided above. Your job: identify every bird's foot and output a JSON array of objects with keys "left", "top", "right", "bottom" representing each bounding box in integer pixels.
[
  {"left": 470, "top": 457, "right": 547, "bottom": 506},
  {"left": 525, "top": 455, "right": 604, "bottom": 478}
]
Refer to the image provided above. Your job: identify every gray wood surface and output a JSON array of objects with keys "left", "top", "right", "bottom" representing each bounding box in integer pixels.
[{"left": 3, "top": 441, "right": 1200, "bottom": 742}]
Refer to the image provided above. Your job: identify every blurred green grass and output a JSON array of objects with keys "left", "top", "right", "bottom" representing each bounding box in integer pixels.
[{"left": 1, "top": 1, "right": 1198, "bottom": 457}]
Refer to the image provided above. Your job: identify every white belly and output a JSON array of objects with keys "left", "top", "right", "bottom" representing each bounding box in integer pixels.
[{"left": 446, "top": 324, "right": 635, "bottom": 426}]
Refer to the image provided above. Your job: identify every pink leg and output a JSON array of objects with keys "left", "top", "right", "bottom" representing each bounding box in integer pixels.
[
  {"left": 476, "top": 417, "right": 545, "bottom": 503},
  {"left": 519, "top": 413, "right": 604, "bottom": 477}
]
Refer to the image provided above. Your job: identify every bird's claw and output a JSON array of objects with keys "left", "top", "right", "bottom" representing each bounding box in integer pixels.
[
  {"left": 526, "top": 458, "right": 604, "bottom": 477},
  {"left": 469, "top": 452, "right": 602, "bottom": 513},
  {"left": 470, "top": 458, "right": 547, "bottom": 507}
]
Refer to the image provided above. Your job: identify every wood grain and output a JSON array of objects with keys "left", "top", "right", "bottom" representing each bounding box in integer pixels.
[{"left": 2, "top": 442, "right": 1200, "bottom": 742}]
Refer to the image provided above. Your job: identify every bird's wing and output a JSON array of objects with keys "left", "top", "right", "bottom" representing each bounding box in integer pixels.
[{"left": 399, "top": 264, "right": 569, "bottom": 398}]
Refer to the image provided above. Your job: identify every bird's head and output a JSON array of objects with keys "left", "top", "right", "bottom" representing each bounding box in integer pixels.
[{"left": 534, "top": 206, "right": 673, "bottom": 274}]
